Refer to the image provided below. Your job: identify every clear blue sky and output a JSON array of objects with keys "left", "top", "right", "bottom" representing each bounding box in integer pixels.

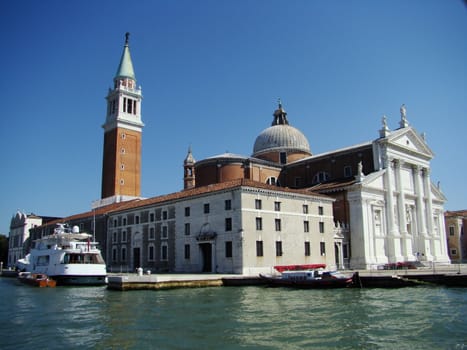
[{"left": 1, "top": 0, "right": 466, "bottom": 235}]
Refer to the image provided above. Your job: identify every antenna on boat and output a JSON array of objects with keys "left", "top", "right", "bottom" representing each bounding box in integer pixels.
[{"left": 92, "top": 209, "right": 96, "bottom": 242}]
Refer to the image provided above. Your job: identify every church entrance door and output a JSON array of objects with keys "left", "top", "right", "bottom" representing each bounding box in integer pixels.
[{"left": 199, "top": 243, "right": 212, "bottom": 272}]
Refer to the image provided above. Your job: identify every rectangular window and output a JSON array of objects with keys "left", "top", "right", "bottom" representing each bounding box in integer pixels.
[
  {"left": 275, "top": 219, "right": 281, "bottom": 231},
  {"left": 161, "top": 244, "right": 168, "bottom": 261},
  {"left": 304, "top": 241, "right": 311, "bottom": 256},
  {"left": 343, "top": 244, "right": 349, "bottom": 259},
  {"left": 121, "top": 247, "right": 127, "bottom": 261},
  {"left": 225, "top": 199, "right": 232, "bottom": 210},
  {"left": 256, "top": 241, "right": 264, "bottom": 257},
  {"left": 121, "top": 231, "right": 127, "bottom": 243},
  {"left": 274, "top": 201, "right": 281, "bottom": 211},
  {"left": 163, "top": 211, "right": 168, "bottom": 220},
  {"left": 127, "top": 98, "right": 133, "bottom": 114},
  {"left": 256, "top": 217, "right": 263, "bottom": 230},
  {"left": 451, "top": 248, "right": 457, "bottom": 255},
  {"left": 150, "top": 213, "right": 155, "bottom": 222},
  {"left": 276, "top": 241, "right": 283, "bottom": 256},
  {"left": 162, "top": 226, "right": 168, "bottom": 239},
  {"left": 112, "top": 247, "right": 117, "bottom": 262},
  {"left": 113, "top": 219, "right": 118, "bottom": 227},
  {"left": 123, "top": 97, "right": 127, "bottom": 112},
  {"left": 303, "top": 204, "right": 309, "bottom": 214},
  {"left": 225, "top": 218, "right": 232, "bottom": 231},
  {"left": 320, "top": 242, "right": 326, "bottom": 256},
  {"left": 184, "top": 244, "right": 190, "bottom": 259},
  {"left": 449, "top": 226, "right": 455, "bottom": 236},
  {"left": 255, "top": 199, "right": 262, "bottom": 210},
  {"left": 112, "top": 232, "right": 117, "bottom": 243},
  {"left": 319, "top": 222, "right": 325, "bottom": 233},
  {"left": 304, "top": 221, "right": 309, "bottom": 233},
  {"left": 185, "top": 223, "right": 190, "bottom": 235},
  {"left": 318, "top": 206, "right": 324, "bottom": 215},
  {"left": 123, "top": 217, "right": 127, "bottom": 226},
  {"left": 148, "top": 245, "right": 154, "bottom": 261},
  {"left": 344, "top": 166, "right": 352, "bottom": 178},
  {"left": 149, "top": 227, "right": 155, "bottom": 240},
  {"left": 280, "top": 152, "right": 287, "bottom": 164},
  {"left": 135, "top": 216, "right": 140, "bottom": 224},
  {"left": 204, "top": 203, "right": 210, "bottom": 214},
  {"left": 225, "top": 241, "right": 233, "bottom": 258},
  {"left": 185, "top": 207, "right": 190, "bottom": 217}
]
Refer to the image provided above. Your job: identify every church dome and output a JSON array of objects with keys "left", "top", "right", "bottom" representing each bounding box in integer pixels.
[{"left": 252, "top": 102, "right": 311, "bottom": 158}]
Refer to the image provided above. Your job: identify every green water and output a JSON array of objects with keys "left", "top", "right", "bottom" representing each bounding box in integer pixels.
[{"left": 1, "top": 277, "right": 466, "bottom": 349}]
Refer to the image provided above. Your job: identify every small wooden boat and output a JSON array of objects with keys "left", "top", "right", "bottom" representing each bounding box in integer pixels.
[
  {"left": 260, "top": 269, "right": 355, "bottom": 289},
  {"left": 18, "top": 272, "right": 57, "bottom": 288}
]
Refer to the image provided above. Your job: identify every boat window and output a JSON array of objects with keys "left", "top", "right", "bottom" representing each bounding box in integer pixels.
[
  {"left": 36, "top": 255, "right": 50, "bottom": 266},
  {"left": 62, "top": 253, "right": 105, "bottom": 264}
]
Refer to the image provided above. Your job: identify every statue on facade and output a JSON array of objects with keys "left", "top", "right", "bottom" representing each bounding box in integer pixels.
[
  {"left": 400, "top": 104, "right": 409, "bottom": 128},
  {"left": 400, "top": 104, "right": 406, "bottom": 119}
]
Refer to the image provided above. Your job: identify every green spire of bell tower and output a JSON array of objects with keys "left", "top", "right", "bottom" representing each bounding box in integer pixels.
[{"left": 115, "top": 32, "right": 135, "bottom": 81}]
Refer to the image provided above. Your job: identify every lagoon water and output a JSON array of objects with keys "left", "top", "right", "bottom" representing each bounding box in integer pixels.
[{"left": 1, "top": 277, "right": 466, "bottom": 350}]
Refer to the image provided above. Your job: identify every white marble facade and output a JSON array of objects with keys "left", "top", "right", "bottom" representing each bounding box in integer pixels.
[{"left": 347, "top": 118, "right": 450, "bottom": 269}]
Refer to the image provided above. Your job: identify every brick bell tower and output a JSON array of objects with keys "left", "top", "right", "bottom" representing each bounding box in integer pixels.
[{"left": 101, "top": 33, "right": 143, "bottom": 201}]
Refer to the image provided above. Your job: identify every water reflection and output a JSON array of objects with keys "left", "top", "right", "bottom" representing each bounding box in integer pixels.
[{"left": 1, "top": 279, "right": 467, "bottom": 350}]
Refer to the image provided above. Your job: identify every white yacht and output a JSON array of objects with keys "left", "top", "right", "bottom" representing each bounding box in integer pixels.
[{"left": 16, "top": 224, "right": 107, "bottom": 286}]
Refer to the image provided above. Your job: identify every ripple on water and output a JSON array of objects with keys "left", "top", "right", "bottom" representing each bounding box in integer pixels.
[{"left": 2, "top": 280, "right": 467, "bottom": 350}]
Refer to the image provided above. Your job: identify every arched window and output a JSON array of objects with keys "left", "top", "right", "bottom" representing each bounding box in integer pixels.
[
  {"left": 266, "top": 177, "right": 279, "bottom": 186},
  {"left": 312, "top": 171, "right": 330, "bottom": 184}
]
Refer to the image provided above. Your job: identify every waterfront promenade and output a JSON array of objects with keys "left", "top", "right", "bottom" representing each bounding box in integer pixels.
[
  {"left": 105, "top": 264, "right": 467, "bottom": 290},
  {"left": 3, "top": 263, "right": 467, "bottom": 290}
]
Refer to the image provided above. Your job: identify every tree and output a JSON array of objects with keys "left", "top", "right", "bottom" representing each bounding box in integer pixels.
[{"left": 0, "top": 234, "right": 8, "bottom": 267}]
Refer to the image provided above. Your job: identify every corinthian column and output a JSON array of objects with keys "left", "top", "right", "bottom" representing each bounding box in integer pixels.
[
  {"left": 384, "top": 159, "right": 402, "bottom": 262},
  {"left": 394, "top": 160, "right": 407, "bottom": 233},
  {"left": 413, "top": 165, "right": 427, "bottom": 235},
  {"left": 413, "top": 165, "right": 431, "bottom": 260},
  {"left": 395, "top": 160, "right": 414, "bottom": 261},
  {"left": 423, "top": 168, "right": 434, "bottom": 236}
]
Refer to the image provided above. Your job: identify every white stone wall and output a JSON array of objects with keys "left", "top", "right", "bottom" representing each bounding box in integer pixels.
[
  {"left": 107, "top": 184, "right": 336, "bottom": 275},
  {"left": 238, "top": 189, "right": 336, "bottom": 275},
  {"left": 8, "top": 212, "right": 42, "bottom": 267},
  {"left": 349, "top": 127, "right": 450, "bottom": 269}
]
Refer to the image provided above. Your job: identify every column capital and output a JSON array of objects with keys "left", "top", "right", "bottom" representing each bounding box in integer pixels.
[
  {"left": 393, "top": 159, "right": 405, "bottom": 169},
  {"left": 422, "top": 167, "right": 431, "bottom": 177},
  {"left": 411, "top": 164, "right": 422, "bottom": 173}
]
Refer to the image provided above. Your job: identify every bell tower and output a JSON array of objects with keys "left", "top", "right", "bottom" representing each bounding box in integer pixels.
[
  {"left": 101, "top": 33, "right": 144, "bottom": 201},
  {"left": 183, "top": 146, "right": 196, "bottom": 190}
]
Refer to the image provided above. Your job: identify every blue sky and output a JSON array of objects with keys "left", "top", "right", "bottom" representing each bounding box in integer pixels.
[{"left": 1, "top": 0, "right": 466, "bottom": 235}]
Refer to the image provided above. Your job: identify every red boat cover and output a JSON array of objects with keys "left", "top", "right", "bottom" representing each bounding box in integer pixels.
[{"left": 274, "top": 264, "right": 326, "bottom": 273}]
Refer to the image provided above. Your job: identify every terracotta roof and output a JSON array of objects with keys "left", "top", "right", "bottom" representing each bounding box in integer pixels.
[
  {"left": 445, "top": 210, "right": 467, "bottom": 218},
  {"left": 307, "top": 178, "right": 358, "bottom": 193},
  {"left": 108, "top": 179, "right": 332, "bottom": 213},
  {"left": 31, "top": 180, "right": 332, "bottom": 229},
  {"left": 33, "top": 200, "right": 140, "bottom": 229}
]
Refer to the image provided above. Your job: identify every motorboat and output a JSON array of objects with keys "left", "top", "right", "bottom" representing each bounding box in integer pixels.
[
  {"left": 16, "top": 224, "right": 107, "bottom": 286},
  {"left": 18, "top": 272, "right": 56, "bottom": 288},
  {"left": 260, "top": 268, "right": 355, "bottom": 289}
]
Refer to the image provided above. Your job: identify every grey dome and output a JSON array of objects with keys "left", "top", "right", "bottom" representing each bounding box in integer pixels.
[
  {"left": 253, "top": 124, "right": 311, "bottom": 156},
  {"left": 253, "top": 101, "right": 311, "bottom": 157}
]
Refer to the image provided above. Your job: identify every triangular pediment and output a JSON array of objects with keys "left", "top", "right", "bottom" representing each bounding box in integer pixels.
[{"left": 386, "top": 127, "right": 434, "bottom": 159}]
